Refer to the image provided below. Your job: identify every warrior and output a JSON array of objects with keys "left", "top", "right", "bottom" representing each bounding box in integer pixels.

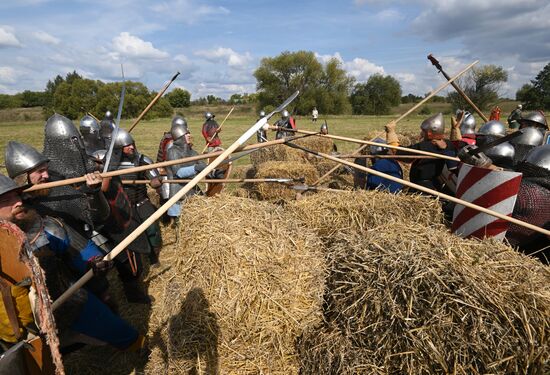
[
  {"left": 0, "top": 173, "right": 147, "bottom": 353},
  {"left": 274, "top": 110, "right": 296, "bottom": 140},
  {"left": 511, "top": 111, "right": 548, "bottom": 164},
  {"left": 507, "top": 104, "right": 522, "bottom": 130},
  {"left": 113, "top": 129, "right": 163, "bottom": 264},
  {"left": 386, "top": 113, "right": 458, "bottom": 193},
  {"left": 79, "top": 114, "right": 103, "bottom": 156},
  {"left": 365, "top": 139, "right": 403, "bottom": 193},
  {"left": 256, "top": 111, "right": 268, "bottom": 143},
  {"left": 450, "top": 110, "right": 476, "bottom": 146},
  {"left": 99, "top": 110, "right": 115, "bottom": 149},
  {"left": 201, "top": 112, "right": 222, "bottom": 152},
  {"left": 155, "top": 118, "right": 177, "bottom": 213}
]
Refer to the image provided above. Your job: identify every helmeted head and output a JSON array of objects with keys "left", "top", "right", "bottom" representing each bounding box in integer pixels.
[
  {"left": 459, "top": 111, "right": 476, "bottom": 135},
  {"left": 105, "top": 110, "right": 114, "bottom": 121},
  {"left": 114, "top": 128, "right": 134, "bottom": 148},
  {"left": 320, "top": 122, "right": 329, "bottom": 135},
  {"left": 509, "top": 127, "right": 544, "bottom": 147},
  {"left": 79, "top": 115, "right": 102, "bottom": 155},
  {"left": 0, "top": 174, "right": 26, "bottom": 223},
  {"left": 281, "top": 110, "right": 290, "bottom": 119},
  {"left": 486, "top": 142, "right": 515, "bottom": 169},
  {"left": 519, "top": 111, "right": 548, "bottom": 130},
  {"left": 5, "top": 141, "right": 49, "bottom": 186},
  {"left": 517, "top": 104, "right": 522, "bottom": 110},
  {"left": 370, "top": 137, "right": 388, "bottom": 156},
  {"left": 205, "top": 112, "right": 214, "bottom": 121},
  {"left": 476, "top": 120, "right": 506, "bottom": 147},
  {"left": 259, "top": 110, "right": 266, "bottom": 117},
  {"left": 170, "top": 116, "right": 189, "bottom": 141},
  {"left": 420, "top": 113, "right": 445, "bottom": 140},
  {"left": 524, "top": 144, "right": 550, "bottom": 171},
  {"left": 91, "top": 149, "right": 107, "bottom": 163}
]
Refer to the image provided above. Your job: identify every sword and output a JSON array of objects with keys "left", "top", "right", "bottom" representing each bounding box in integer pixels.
[
  {"left": 467, "top": 129, "right": 524, "bottom": 156},
  {"left": 102, "top": 64, "right": 126, "bottom": 173}
]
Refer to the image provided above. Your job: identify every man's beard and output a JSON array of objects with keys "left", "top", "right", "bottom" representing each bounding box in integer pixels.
[{"left": 12, "top": 206, "right": 39, "bottom": 232}]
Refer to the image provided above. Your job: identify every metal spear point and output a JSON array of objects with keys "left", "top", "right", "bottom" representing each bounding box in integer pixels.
[
  {"left": 102, "top": 64, "right": 126, "bottom": 173},
  {"left": 51, "top": 90, "right": 300, "bottom": 311}
]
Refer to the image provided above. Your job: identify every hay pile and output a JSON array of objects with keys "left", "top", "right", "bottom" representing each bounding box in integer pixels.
[
  {"left": 145, "top": 195, "right": 326, "bottom": 374},
  {"left": 288, "top": 190, "right": 443, "bottom": 240},
  {"left": 254, "top": 161, "right": 320, "bottom": 201},
  {"left": 298, "top": 223, "right": 550, "bottom": 374},
  {"left": 250, "top": 144, "right": 306, "bottom": 167}
]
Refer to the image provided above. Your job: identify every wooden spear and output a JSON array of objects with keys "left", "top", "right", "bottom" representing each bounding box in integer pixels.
[
  {"left": 337, "top": 155, "right": 437, "bottom": 159},
  {"left": 428, "top": 54, "right": 488, "bottom": 122},
  {"left": 201, "top": 106, "right": 235, "bottom": 153},
  {"left": 286, "top": 141, "right": 550, "bottom": 237},
  {"left": 121, "top": 178, "right": 303, "bottom": 184},
  {"left": 51, "top": 91, "right": 300, "bottom": 310},
  {"left": 127, "top": 72, "right": 180, "bottom": 133},
  {"left": 308, "top": 60, "right": 478, "bottom": 186},
  {"left": 23, "top": 136, "right": 294, "bottom": 193}
]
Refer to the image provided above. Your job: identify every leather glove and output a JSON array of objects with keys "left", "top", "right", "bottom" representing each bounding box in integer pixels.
[
  {"left": 385, "top": 120, "right": 396, "bottom": 133},
  {"left": 87, "top": 256, "right": 114, "bottom": 276},
  {"left": 194, "top": 163, "right": 206, "bottom": 173},
  {"left": 458, "top": 145, "right": 493, "bottom": 168}
]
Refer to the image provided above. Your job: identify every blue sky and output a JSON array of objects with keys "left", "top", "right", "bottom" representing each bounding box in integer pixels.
[{"left": 0, "top": 0, "right": 548, "bottom": 99}]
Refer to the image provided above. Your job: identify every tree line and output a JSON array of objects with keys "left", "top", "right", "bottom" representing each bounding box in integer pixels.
[{"left": 1, "top": 53, "right": 548, "bottom": 119}]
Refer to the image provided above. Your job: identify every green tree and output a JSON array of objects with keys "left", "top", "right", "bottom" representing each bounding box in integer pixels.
[
  {"left": 51, "top": 78, "right": 101, "bottom": 119},
  {"left": 350, "top": 74, "right": 401, "bottom": 115},
  {"left": 19, "top": 90, "right": 47, "bottom": 107},
  {"left": 447, "top": 65, "right": 508, "bottom": 111},
  {"left": 517, "top": 63, "right": 550, "bottom": 110},
  {"left": 165, "top": 88, "right": 191, "bottom": 108},
  {"left": 254, "top": 51, "right": 353, "bottom": 115}
]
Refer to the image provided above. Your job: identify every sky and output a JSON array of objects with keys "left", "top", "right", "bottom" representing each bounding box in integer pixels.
[{"left": 0, "top": 0, "right": 548, "bottom": 99}]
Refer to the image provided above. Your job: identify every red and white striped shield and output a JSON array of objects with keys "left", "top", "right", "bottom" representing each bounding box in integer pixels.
[{"left": 451, "top": 163, "right": 522, "bottom": 240}]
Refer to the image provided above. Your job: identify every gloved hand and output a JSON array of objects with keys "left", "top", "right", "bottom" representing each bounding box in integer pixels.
[
  {"left": 208, "top": 169, "right": 226, "bottom": 179},
  {"left": 194, "top": 163, "right": 206, "bottom": 173},
  {"left": 384, "top": 120, "right": 397, "bottom": 133},
  {"left": 149, "top": 177, "right": 162, "bottom": 189},
  {"left": 87, "top": 256, "right": 114, "bottom": 276},
  {"left": 458, "top": 145, "right": 493, "bottom": 168}
]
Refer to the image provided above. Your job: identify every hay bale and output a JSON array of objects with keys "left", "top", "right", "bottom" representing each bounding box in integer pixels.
[
  {"left": 145, "top": 195, "right": 326, "bottom": 374},
  {"left": 322, "top": 225, "right": 550, "bottom": 374},
  {"left": 250, "top": 144, "right": 307, "bottom": 167},
  {"left": 254, "top": 161, "right": 320, "bottom": 201},
  {"left": 288, "top": 190, "right": 443, "bottom": 240},
  {"left": 293, "top": 136, "right": 334, "bottom": 155}
]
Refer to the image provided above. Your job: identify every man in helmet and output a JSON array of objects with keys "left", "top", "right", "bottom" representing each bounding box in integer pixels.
[
  {"left": 274, "top": 110, "right": 296, "bottom": 139},
  {"left": 79, "top": 114, "right": 103, "bottom": 155},
  {"left": 450, "top": 110, "right": 475, "bottom": 147},
  {"left": 155, "top": 117, "right": 177, "bottom": 214},
  {"left": 507, "top": 104, "right": 523, "bottom": 130},
  {"left": 201, "top": 112, "right": 222, "bottom": 152},
  {"left": 472, "top": 120, "right": 517, "bottom": 169},
  {"left": 518, "top": 110, "right": 548, "bottom": 130},
  {"left": 354, "top": 138, "right": 403, "bottom": 193},
  {"left": 0, "top": 173, "right": 148, "bottom": 353},
  {"left": 256, "top": 110, "right": 268, "bottom": 143},
  {"left": 113, "top": 129, "right": 163, "bottom": 265},
  {"left": 386, "top": 113, "right": 459, "bottom": 193},
  {"left": 99, "top": 110, "right": 115, "bottom": 149},
  {"left": 510, "top": 126, "right": 545, "bottom": 165}
]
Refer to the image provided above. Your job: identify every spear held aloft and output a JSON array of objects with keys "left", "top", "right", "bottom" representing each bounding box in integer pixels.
[
  {"left": 427, "top": 54, "right": 488, "bottom": 122},
  {"left": 201, "top": 106, "right": 235, "bottom": 153},
  {"left": 285, "top": 141, "right": 550, "bottom": 237},
  {"left": 51, "top": 91, "right": 300, "bottom": 310},
  {"left": 128, "top": 72, "right": 180, "bottom": 133}
]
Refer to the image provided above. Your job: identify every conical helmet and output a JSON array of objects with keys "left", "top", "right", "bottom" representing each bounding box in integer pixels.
[{"left": 5, "top": 141, "right": 48, "bottom": 179}]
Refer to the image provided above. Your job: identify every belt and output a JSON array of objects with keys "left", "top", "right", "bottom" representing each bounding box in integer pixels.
[{"left": 136, "top": 199, "right": 149, "bottom": 207}]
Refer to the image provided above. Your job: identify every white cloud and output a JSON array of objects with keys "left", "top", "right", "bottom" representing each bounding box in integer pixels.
[
  {"left": 344, "top": 58, "right": 385, "bottom": 81},
  {"left": 194, "top": 47, "right": 252, "bottom": 67},
  {"left": 315, "top": 52, "right": 344, "bottom": 64},
  {"left": 32, "top": 31, "right": 60, "bottom": 45},
  {"left": 395, "top": 72, "right": 416, "bottom": 83},
  {"left": 0, "top": 26, "right": 21, "bottom": 47},
  {"left": 111, "top": 32, "right": 169, "bottom": 59},
  {"left": 151, "top": 0, "right": 229, "bottom": 24},
  {"left": 0, "top": 67, "right": 18, "bottom": 84},
  {"left": 374, "top": 9, "right": 403, "bottom": 21}
]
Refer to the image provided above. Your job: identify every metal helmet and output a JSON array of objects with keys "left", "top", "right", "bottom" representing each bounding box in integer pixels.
[
  {"left": 91, "top": 149, "right": 107, "bottom": 162},
  {"left": 524, "top": 144, "right": 550, "bottom": 171},
  {"left": 80, "top": 115, "right": 99, "bottom": 135},
  {"left": 170, "top": 116, "right": 189, "bottom": 140},
  {"left": 485, "top": 142, "right": 515, "bottom": 168},
  {"left": 477, "top": 120, "right": 506, "bottom": 138},
  {"left": 282, "top": 110, "right": 290, "bottom": 119},
  {"left": 105, "top": 110, "right": 114, "bottom": 120},
  {"left": 5, "top": 141, "right": 48, "bottom": 179},
  {"left": 320, "top": 122, "right": 329, "bottom": 135},
  {"left": 114, "top": 128, "right": 134, "bottom": 148},
  {"left": 259, "top": 110, "right": 266, "bottom": 117},
  {"left": 459, "top": 111, "right": 476, "bottom": 135},
  {"left": 519, "top": 111, "right": 548, "bottom": 130},
  {"left": 509, "top": 127, "right": 544, "bottom": 147},
  {"left": 205, "top": 112, "right": 214, "bottom": 120},
  {"left": 0, "top": 173, "right": 22, "bottom": 197},
  {"left": 517, "top": 104, "right": 522, "bottom": 110},
  {"left": 420, "top": 113, "right": 445, "bottom": 136},
  {"left": 369, "top": 137, "right": 388, "bottom": 155}
]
